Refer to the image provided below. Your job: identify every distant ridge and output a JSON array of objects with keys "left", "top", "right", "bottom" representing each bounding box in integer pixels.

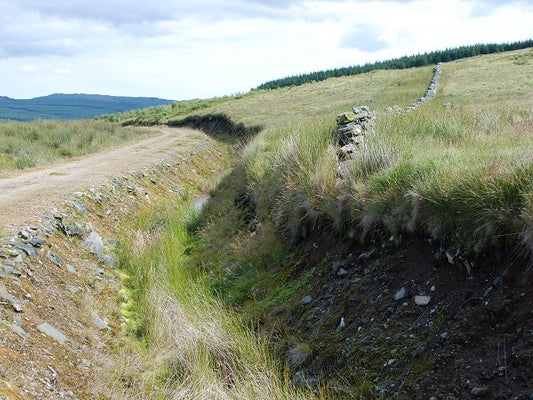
[{"left": 0, "top": 93, "right": 174, "bottom": 121}]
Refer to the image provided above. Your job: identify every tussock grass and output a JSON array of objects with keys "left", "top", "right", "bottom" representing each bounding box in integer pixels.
[
  {"left": 243, "top": 120, "right": 340, "bottom": 241},
  {"left": 113, "top": 199, "right": 321, "bottom": 399},
  {"left": 237, "top": 49, "right": 533, "bottom": 255},
  {"left": 0, "top": 119, "right": 143, "bottom": 171},
  {"left": 242, "top": 104, "right": 533, "bottom": 254}
]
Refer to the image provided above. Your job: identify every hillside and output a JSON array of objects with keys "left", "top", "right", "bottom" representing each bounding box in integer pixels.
[
  {"left": 0, "top": 48, "right": 531, "bottom": 400},
  {"left": 0, "top": 93, "right": 174, "bottom": 121},
  {"left": 106, "top": 48, "right": 533, "bottom": 398}
]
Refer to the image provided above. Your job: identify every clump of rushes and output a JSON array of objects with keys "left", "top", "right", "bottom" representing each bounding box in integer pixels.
[{"left": 243, "top": 119, "right": 340, "bottom": 242}]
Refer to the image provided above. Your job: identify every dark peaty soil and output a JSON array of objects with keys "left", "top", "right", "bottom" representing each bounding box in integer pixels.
[{"left": 263, "top": 231, "right": 533, "bottom": 399}]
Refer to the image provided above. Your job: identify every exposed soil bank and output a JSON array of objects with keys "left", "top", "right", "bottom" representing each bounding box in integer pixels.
[{"left": 261, "top": 230, "right": 532, "bottom": 399}]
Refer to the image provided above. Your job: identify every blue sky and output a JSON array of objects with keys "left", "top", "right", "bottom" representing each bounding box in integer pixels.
[{"left": 0, "top": 0, "right": 531, "bottom": 100}]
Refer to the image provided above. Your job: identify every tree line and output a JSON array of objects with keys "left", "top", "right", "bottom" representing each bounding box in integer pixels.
[{"left": 254, "top": 39, "right": 533, "bottom": 91}]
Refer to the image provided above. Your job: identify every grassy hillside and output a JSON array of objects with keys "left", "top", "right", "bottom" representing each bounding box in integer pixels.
[
  {"left": 110, "top": 48, "right": 533, "bottom": 255},
  {"left": 0, "top": 93, "right": 174, "bottom": 121},
  {"left": 111, "top": 65, "right": 434, "bottom": 128},
  {"left": 106, "top": 48, "right": 533, "bottom": 398},
  {"left": 3, "top": 47, "right": 530, "bottom": 398},
  {"left": 254, "top": 39, "right": 533, "bottom": 90}
]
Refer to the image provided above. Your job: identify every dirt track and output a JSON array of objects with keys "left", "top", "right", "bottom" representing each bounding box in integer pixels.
[{"left": 0, "top": 126, "right": 207, "bottom": 229}]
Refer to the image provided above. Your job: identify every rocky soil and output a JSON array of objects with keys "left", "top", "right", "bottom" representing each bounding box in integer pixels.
[
  {"left": 264, "top": 230, "right": 533, "bottom": 399},
  {"left": 0, "top": 128, "right": 228, "bottom": 399}
]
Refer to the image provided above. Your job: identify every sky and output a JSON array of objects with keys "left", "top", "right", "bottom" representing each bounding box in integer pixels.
[{"left": 0, "top": 0, "right": 532, "bottom": 100}]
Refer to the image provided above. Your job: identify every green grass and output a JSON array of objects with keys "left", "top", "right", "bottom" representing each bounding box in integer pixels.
[
  {"left": 0, "top": 119, "right": 147, "bottom": 171},
  {"left": 90, "top": 47, "right": 533, "bottom": 399},
  {"left": 111, "top": 65, "right": 435, "bottom": 129},
  {"left": 233, "top": 48, "right": 533, "bottom": 255},
  {"left": 113, "top": 196, "right": 322, "bottom": 399}
]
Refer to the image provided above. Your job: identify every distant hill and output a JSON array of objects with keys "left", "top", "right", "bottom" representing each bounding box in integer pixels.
[{"left": 0, "top": 93, "right": 175, "bottom": 121}]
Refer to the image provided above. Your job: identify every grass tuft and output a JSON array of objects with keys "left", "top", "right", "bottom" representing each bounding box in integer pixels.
[
  {"left": 113, "top": 198, "right": 321, "bottom": 399},
  {"left": 0, "top": 119, "right": 143, "bottom": 172}
]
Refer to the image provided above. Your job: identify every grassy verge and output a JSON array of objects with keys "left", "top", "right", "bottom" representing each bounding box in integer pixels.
[
  {"left": 112, "top": 193, "right": 322, "bottom": 399},
  {"left": 0, "top": 119, "right": 145, "bottom": 171}
]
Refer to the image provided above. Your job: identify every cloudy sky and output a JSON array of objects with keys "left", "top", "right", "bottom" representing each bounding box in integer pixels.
[{"left": 0, "top": 0, "right": 531, "bottom": 100}]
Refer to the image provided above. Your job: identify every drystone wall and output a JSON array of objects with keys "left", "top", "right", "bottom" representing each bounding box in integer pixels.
[
  {"left": 336, "top": 106, "right": 376, "bottom": 161},
  {"left": 386, "top": 62, "right": 442, "bottom": 114},
  {"left": 336, "top": 63, "right": 442, "bottom": 165}
]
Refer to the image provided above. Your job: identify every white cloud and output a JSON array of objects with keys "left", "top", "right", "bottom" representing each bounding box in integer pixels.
[
  {"left": 0, "top": 0, "right": 531, "bottom": 99},
  {"left": 53, "top": 68, "right": 71, "bottom": 74},
  {"left": 21, "top": 64, "right": 37, "bottom": 72}
]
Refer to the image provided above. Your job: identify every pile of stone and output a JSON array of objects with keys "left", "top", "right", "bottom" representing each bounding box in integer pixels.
[{"left": 336, "top": 106, "right": 375, "bottom": 161}]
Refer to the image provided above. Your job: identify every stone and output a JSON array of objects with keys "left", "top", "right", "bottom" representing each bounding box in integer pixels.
[
  {"left": 358, "top": 250, "right": 375, "bottom": 260},
  {"left": 470, "top": 386, "right": 489, "bottom": 397},
  {"left": 82, "top": 232, "right": 104, "bottom": 258},
  {"left": 39, "top": 224, "right": 53, "bottom": 237},
  {"left": 301, "top": 295, "right": 313, "bottom": 305},
  {"left": 1, "top": 264, "right": 22, "bottom": 277},
  {"left": 29, "top": 235, "right": 45, "bottom": 248},
  {"left": 337, "top": 268, "right": 349, "bottom": 277},
  {"left": 10, "top": 241, "right": 37, "bottom": 257},
  {"left": 18, "top": 230, "right": 30, "bottom": 240},
  {"left": 10, "top": 324, "right": 26, "bottom": 338},
  {"left": 92, "top": 312, "right": 111, "bottom": 331},
  {"left": 414, "top": 295, "right": 431, "bottom": 306},
  {"left": 415, "top": 342, "right": 427, "bottom": 357},
  {"left": 66, "top": 264, "right": 77, "bottom": 274},
  {"left": 394, "top": 287, "right": 407, "bottom": 301},
  {"left": 101, "top": 254, "right": 115, "bottom": 268},
  {"left": 335, "top": 317, "right": 346, "bottom": 332},
  {"left": 65, "top": 223, "right": 85, "bottom": 237},
  {"left": 37, "top": 323, "right": 68, "bottom": 344},
  {"left": 338, "top": 144, "right": 358, "bottom": 160},
  {"left": 47, "top": 251, "right": 64, "bottom": 266},
  {"left": 70, "top": 200, "right": 87, "bottom": 213},
  {"left": 0, "top": 290, "right": 23, "bottom": 312},
  {"left": 493, "top": 276, "right": 503, "bottom": 286},
  {"left": 445, "top": 250, "right": 455, "bottom": 265},
  {"left": 337, "top": 112, "right": 359, "bottom": 125}
]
